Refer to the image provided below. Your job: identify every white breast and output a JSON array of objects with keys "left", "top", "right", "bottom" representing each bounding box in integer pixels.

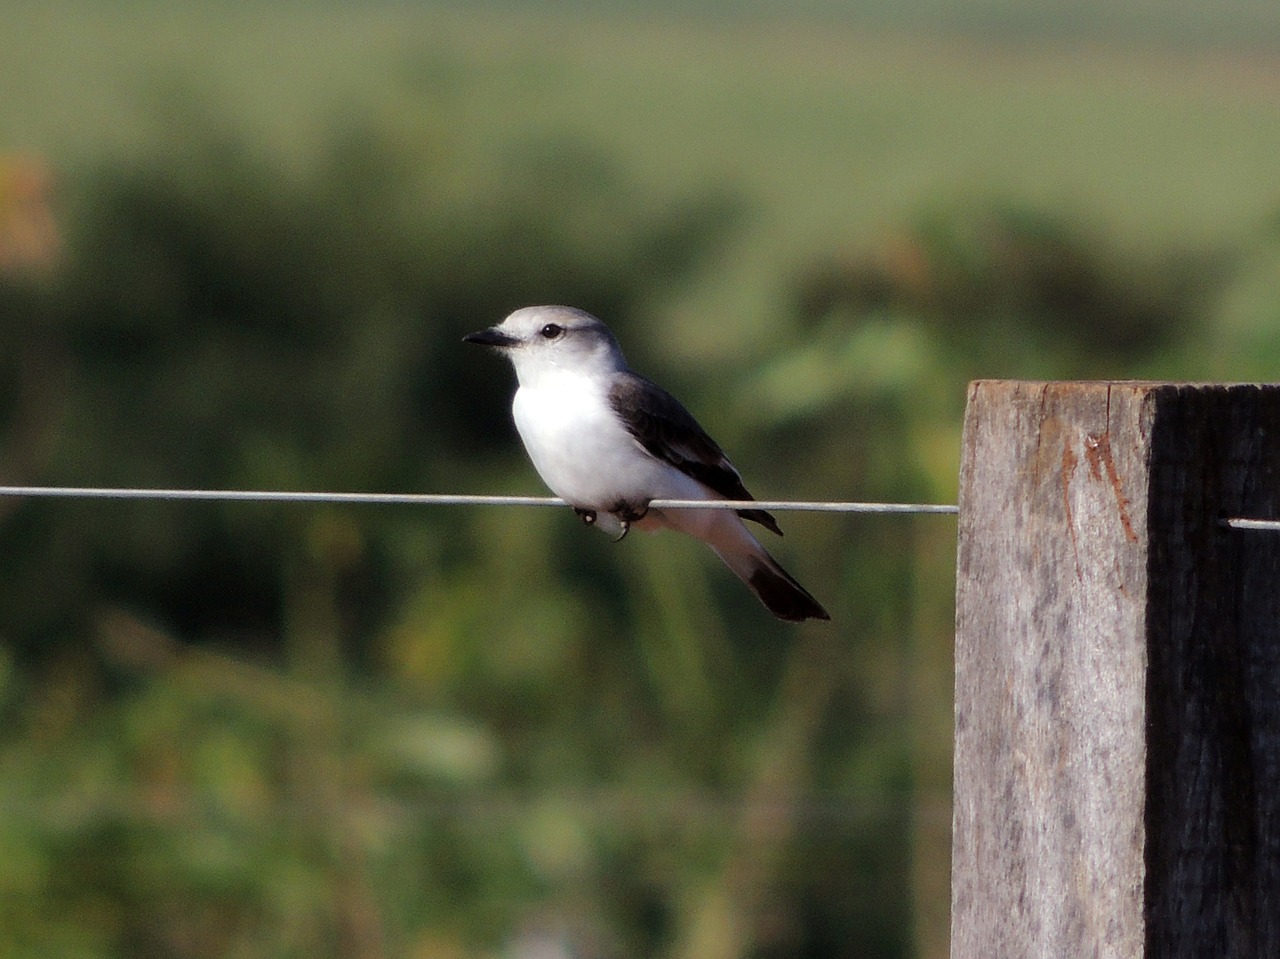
[{"left": 511, "top": 372, "right": 680, "bottom": 509}]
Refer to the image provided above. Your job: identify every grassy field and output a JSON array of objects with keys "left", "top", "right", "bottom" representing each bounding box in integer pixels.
[
  {"left": 7, "top": 9, "right": 1280, "bottom": 957},
  {"left": 4, "top": 8, "right": 1280, "bottom": 957},
  {"left": 6, "top": 1, "right": 1280, "bottom": 352}
]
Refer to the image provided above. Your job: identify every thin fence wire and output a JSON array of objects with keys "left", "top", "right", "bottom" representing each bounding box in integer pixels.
[
  {"left": 0, "top": 486, "right": 959, "bottom": 514},
  {"left": 3, "top": 486, "right": 1278, "bottom": 526},
  {"left": 1221, "top": 517, "right": 1280, "bottom": 531}
]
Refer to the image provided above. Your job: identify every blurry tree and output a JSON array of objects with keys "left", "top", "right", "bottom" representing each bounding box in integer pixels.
[
  {"left": 0, "top": 101, "right": 932, "bottom": 958},
  {"left": 791, "top": 200, "right": 1227, "bottom": 374},
  {"left": 0, "top": 112, "right": 766, "bottom": 959},
  {"left": 1, "top": 113, "right": 745, "bottom": 663},
  {"left": 0, "top": 109, "right": 1247, "bottom": 959},
  {"left": 769, "top": 198, "right": 1235, "bottom": 959}
]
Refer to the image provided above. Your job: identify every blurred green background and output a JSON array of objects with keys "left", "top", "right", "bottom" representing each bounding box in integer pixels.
[{"left": 3, "top": 1, "right": 1280, "bottom": 957}]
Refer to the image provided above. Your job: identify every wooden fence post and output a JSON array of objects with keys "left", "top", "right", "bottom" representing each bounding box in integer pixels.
[{"left": 951, "top": 381, "right": 1280, "bottom": 959}]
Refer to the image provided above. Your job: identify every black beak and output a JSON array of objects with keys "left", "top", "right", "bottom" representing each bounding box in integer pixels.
[{"left": 462, "top": 327, "right": 519, "bottom": 348}]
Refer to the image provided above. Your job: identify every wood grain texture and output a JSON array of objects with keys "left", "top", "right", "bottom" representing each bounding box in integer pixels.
[
  {"left": 1144, "top": 386, "right": 1280, "bottom": 958},
  {"left": 952, "top": 382, "right": 1280, "bottom": 959}
]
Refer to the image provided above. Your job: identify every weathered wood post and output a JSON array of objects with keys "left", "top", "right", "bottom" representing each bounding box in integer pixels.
[{"left": 952, "top": 381, "right": 1280, "bottom": 958}]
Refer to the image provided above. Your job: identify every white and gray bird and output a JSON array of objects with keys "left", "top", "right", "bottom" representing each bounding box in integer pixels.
[{"left": 463, "top": 305, "right": 829, "bottom": 622}]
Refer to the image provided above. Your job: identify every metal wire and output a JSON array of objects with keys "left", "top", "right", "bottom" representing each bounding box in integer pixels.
[
  {"left": 1221, "top": 517, "right": 1280, "bottom": 531},
  {"left": 0, "top": 485, "right": 959, "bottom": 514},
  {"left": 4, "top": 486, "right": 1277, "bottom": 526}
]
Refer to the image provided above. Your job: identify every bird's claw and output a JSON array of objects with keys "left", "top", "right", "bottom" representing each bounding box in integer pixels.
[
  {"left": 575, "top": 503, "right": 649, "bottom": 542},
  {"left": 576, "top": 506, "right": 627, "bottom": 541},
  {"left": 614, "top": 503, "right": 650, "bottom": 525},
  {"left": 607, "top": 502, "right": 651, "bottom": 542}
]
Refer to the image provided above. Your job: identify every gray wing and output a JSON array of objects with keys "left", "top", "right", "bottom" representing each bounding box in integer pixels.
[{"left": 608, "top": 372, "right": 782, "bottom": 535}]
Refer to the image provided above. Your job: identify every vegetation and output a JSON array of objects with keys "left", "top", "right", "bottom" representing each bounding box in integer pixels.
[{"left": 3, "top": 3, "right": 1280, "bottom": 957}]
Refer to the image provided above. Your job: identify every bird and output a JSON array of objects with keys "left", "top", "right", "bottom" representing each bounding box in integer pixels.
[{"left": 462, "top": 305, "right": 829, "bottom": 622}]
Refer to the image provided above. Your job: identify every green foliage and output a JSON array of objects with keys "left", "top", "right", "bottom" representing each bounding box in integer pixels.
[
  {"left": 0, "top": 108, "right": 906, "bottom": 956},
  {"left": 3, "top": 4, "right": 1279, "bottom": 958},
  {"left": 785, "top": 199, "right": 1229, "bottom": 391}
]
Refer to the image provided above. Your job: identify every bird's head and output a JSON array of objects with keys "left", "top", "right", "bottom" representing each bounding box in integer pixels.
[{"left": 463, "top": 306, "right": 626, "bottom": 385}]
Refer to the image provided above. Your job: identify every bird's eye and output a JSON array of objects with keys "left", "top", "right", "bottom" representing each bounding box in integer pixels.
[{"left": 539, "top": 323, "right": 564, "bottom": 340}]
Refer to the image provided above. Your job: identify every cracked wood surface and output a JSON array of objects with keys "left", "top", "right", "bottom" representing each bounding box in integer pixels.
[{"left": 952, "top": 381, "right": 1280, "bottom": 959}]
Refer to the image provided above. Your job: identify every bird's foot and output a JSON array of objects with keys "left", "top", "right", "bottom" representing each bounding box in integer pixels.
[
  {"left": 612, "top": 502, "right": 650, "bottom": 525},
  {"left": 575, "top": 503, "right": 648, "bottom": 542},
  {"left": 604, "top": 502, "right": 650, "bottom": 543},
  {"left": 575, "top": 507, "right": 628, "bottom": 541}
]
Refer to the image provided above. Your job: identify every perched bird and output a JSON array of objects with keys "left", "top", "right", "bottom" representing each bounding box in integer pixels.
[{"left": 463, "top": 306, "right": 829, "bottom": 622}]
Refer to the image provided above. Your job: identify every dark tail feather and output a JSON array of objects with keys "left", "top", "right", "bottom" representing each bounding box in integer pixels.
[
  {"left": 746, "top": 554, "right": 830, "bottom": 623},
  {"left": 707, "top": 525, "right": 829, "bottom": 623}
]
